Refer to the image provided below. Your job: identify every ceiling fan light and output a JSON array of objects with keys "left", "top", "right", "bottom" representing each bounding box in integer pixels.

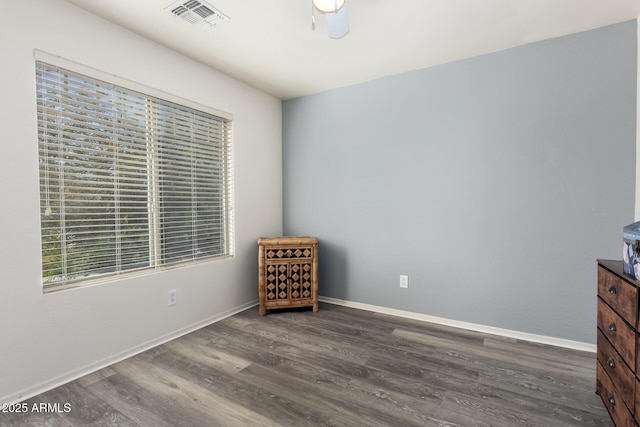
[{"left": 313, "top": 0, "right": 345, "bottom": 13}]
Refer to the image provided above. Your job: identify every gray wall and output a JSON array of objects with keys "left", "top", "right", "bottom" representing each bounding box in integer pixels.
[{"left": 282, "top": 21, "right": 637, "bottom": 344}]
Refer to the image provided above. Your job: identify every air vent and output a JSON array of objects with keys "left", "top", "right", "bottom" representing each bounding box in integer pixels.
[{"left": 165, "top": 0, "right": 229, "bottom": 30}]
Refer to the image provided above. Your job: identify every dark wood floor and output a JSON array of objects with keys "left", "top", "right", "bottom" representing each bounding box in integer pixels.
[{"left": 1, "top": 303, "right": 611, "bottom": 426}]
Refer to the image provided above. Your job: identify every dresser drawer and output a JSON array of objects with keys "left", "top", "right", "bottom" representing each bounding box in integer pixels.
[
  {"left": 264, "top": 246, "right": 313, "bottom": 260},
  {"left": 599, "top": 265, "right": 638, "bottom": 327},
  {"left": 637, "top": 335, "right": 640, "bottom": 376},
  {"left": 598, "top": 298, "right": 636, "bottom": 370},
  {"left": 598, "top": 330, "right": 635, "bottom": 411},
  {"left": 597, "top": 363, "right": 635, "bottom": 427}
]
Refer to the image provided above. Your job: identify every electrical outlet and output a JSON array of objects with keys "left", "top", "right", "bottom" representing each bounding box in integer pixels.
[
  {"left": 399, "top": 275, "right": 408, "bottom": 289},
  {"left": 168, "top": 289, "right": 177, "bottom": 306}
]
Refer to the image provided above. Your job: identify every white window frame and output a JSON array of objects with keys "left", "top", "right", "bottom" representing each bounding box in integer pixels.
[{"left": 35, "top": 50, "right": 234, "bottom": 293}]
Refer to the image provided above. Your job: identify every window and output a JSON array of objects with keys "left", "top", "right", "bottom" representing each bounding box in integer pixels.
[{"left": 36, "top": 56, "right": 233, "bottom": 292}]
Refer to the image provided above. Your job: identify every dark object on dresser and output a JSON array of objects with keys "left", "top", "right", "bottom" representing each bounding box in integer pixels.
[{"left": 624, "top": 222, "right": 640, "bottom": 279}]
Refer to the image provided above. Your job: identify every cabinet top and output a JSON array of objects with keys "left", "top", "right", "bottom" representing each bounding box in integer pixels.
[{"left": 258, "top": 236, "right": 318, "bottom": 245}]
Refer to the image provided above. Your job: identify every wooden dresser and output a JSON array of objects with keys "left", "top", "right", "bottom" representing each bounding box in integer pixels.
[
  {"left": 597, "top": 259, "right": 640, "bottom": 426},
  {"left": 258, "top": 236, "right": 318, "bottom": 316}
]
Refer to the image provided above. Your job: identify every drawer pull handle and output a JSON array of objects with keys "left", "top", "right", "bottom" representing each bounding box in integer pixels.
[
  {"left": 608, "top": 286, "right": 617, "bottom": 294},
  {"left": 608, "top": 394, "right": 616, "bottom": 406},
  {"left": 608, "top": 322, "right": 617, "bottom": 332},
  {"left": 607, "top": 357, "right": 615, "bottom": 368}
]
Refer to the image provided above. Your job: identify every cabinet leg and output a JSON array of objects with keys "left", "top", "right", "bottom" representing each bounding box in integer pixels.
[
  {"left": 313, "top": 302, "right": 318, "bottom": 313},
  {"left": 259, "top": 303, "right": 266, "bottom": 317}
]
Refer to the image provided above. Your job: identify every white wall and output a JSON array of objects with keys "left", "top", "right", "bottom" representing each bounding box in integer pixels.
[
  {"left": 0, "top": 0, "right": 282, "bottom": 403},
  {"left": 637, "top": 17, "right": 640, "bottom": 221}
]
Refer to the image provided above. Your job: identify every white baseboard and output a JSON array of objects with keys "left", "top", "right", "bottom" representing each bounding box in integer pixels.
[
  {"left": 319, "top": 296, "right": 596, "bottom": 353},
  {"left": 1, "top": 299, "right": 259, "bottom": 406}
]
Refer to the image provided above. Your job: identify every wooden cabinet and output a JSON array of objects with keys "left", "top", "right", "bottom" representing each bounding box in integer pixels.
[
  {"left": 258, "top": 236, "right": 318, "bottom": 317},
  {"left": 596, "top": 260, "right": 639, "bottom": 426}
]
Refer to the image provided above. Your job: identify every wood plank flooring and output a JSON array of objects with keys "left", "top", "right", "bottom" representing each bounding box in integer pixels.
[{"left": 0, "top": 303, "right": 611, "bottom": 426}]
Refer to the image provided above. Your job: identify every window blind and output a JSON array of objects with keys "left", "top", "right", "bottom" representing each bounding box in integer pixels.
[{"left": 36, "top": 61, "right": 233, "bottom": 292}]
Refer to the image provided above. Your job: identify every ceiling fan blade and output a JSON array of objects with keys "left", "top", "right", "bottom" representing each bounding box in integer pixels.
[{"left": 326, "top": 6, "right": 349, "bottom": 39}]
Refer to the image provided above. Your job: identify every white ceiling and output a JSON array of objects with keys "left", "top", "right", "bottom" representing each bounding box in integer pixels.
[{"left": 65, "top": 0, "right": 640, "bottom": 100}]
